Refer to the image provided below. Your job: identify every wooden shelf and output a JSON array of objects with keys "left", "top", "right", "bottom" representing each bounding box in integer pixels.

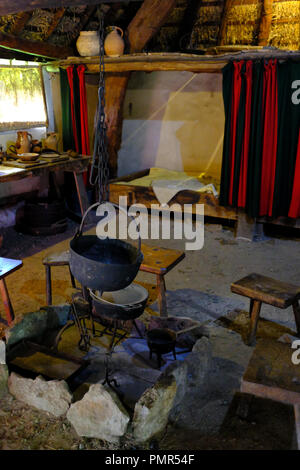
[
  {"left": 47, "top": 53, "right": 228, "bottom": 73},
  {"left": 46, "top": 49, "right": 300, "bottom": 74}
]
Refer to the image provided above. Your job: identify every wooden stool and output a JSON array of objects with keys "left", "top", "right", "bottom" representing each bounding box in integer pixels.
[
  {"left": 239, "top": 338, "right": 300, "bottom": 449},
  {"left": 43, "top": 251, "right": 76, "bottom": 305},
  {"left": 0, "top": 257, "right": 23, "bottom": 325},
  {"left": 43, "top": 244, "right": 185, "bottom": 316},
  {"left": 231, "top": 273, "right": 300, "bottom": 345},
  {"left": 140, "top": 244, "right": 185, "bottom": 317}
]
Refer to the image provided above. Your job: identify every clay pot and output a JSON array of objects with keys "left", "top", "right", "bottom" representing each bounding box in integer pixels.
[
  {"left": 15, "top": 131, "right": 32, "bottom": 154},
  {"left": 104, "top": 27, "right": 125, "bottom": 57},
  {"left": 44, "top": 132, "right": 59, "bottom": 151},
  {"left": 76, "top": 31, "right": 100, "bottom": 57}
]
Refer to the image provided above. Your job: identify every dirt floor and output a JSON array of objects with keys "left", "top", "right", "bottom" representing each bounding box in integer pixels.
[{"left": 0, "top": 217, "right": 300, "bottom": 450}]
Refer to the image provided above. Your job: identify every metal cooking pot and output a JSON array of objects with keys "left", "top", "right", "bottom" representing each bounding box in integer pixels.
[
  {"left": 89, "top": 283, "right": 149, "bottom": 320},
  {"left": 69, "top": 202, "right": 143, "bottom": 291}
]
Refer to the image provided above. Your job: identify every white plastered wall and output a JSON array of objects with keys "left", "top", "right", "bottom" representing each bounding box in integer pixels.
[{"left": 118, "top": 71, "right": 225, "bottom": 178}]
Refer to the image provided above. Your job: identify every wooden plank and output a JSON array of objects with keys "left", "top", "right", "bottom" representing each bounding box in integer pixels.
[
  {"left": 0, "top": 0, "right": 143, "bottom": 17},
  {"left": 241, "top": 339, "right": 300, "bottom": 404},
  {"left": 109, "top": 182, "right": 238, "bottom": 220},
  {"left": 231, "top": 273, "right": 300, "bottom": 309},
  {"left": 0, "top": 31, "right": 73, "bottom": 59}
]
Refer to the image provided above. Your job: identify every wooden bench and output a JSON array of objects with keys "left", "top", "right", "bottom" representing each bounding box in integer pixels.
[
  {"left": 0, "top": 257, "right": 23, "bottom": 325},
  {"left": 43, "top": 244, "right": 185, "bottom": 317},
  {"left": 231, "top": 273, "right": 300, "bottom": 345},
  {"left": 239, "top": 338, "right": 300, "bottom": 449}
]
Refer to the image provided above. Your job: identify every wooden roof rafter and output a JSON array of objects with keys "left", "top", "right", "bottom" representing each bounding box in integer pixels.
[
  {"left": 9, "top": 12, "right": 32, "bottom": 35},
  {"left": 0, "top": 31, "right": 73, "bottom": 59}
]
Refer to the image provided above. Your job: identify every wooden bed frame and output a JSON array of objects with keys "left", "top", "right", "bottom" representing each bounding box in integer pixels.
[{"left": 109, "top": 168, "right": 238, "bottom": 222}]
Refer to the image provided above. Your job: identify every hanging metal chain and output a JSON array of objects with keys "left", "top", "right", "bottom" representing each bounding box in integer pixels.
[{"left": 89, "top": 14, "right": 110, "bottom": 202}]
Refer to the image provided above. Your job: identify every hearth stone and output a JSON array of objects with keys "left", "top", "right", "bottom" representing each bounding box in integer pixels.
[
  {"left": 67, "top": 384, "right": 130, "bottom": 443},
  {"left": 8, "top": 372, "right": 72, "bottom": 417},
  {"left": 6, "top": 305, "right": 71, "bottom": 350},
  {"left": 133, "top": 375, "right": 177, "bottom": 444}
]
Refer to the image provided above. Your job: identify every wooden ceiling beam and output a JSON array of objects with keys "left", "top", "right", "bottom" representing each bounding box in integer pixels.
[
  {"left": 258, "top": 0, "right": 274, "bottom": 46},
  {"left": 127, "top": 0, "right": 178, "bottom": 53},
  {"left": 0, "top": 0, "right": 143, "bottom": 18},
  {"left": 0, "top": 31, "right": 73, "bottom": 59},
  {"left": 10, "top": 12, "right": 32, "bottom": 35}
]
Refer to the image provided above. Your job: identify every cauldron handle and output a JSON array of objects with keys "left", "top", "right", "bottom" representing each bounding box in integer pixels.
[{"left": 76, "top": 201, "right": 142, "bottom": 253}]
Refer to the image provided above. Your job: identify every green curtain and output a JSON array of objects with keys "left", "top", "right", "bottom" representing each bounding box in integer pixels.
[
  {"left": 59, "top": 68, "right": 74, "bottom": 151},
  {"left": 246, "top": 62, "right": 264, "bottom": 218}
]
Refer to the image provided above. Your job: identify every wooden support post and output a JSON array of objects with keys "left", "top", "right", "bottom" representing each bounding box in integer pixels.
[
  {"left": 218, "top": 0, "right": 235, "bottom": 46},
  {"left": 156, "top": 274, "right": 168, "bottom": 318},
  {"left": 248, "top": 300, "right": 262, "bottom": 345},
  {"left": 258, "top": 0, "right": 274, "bottom": 46},
  {"left": 0, "top": 278, "right": 14, "bottom": 325},
  {"left": 105, "top": 0, "right": 177, "bottom": 177}
]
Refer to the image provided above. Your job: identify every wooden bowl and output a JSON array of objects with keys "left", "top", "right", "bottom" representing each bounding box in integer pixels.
[{"left": 18, "top": 153, "right": 40, "bottom": 162}]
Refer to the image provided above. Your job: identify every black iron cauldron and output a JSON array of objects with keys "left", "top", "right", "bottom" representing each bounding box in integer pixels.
[
  {"left": 69, "top": 202, "right": 143, "bottom": 291},
  {"left": 89, "top": 283, "right": 149, "bottom": 321}
]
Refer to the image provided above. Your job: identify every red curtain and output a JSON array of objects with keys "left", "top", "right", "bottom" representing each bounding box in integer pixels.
[
  {"left": 238, "top": 61, "right": 253, "bottom": 207},
  {"left": 229, "top": 61, "right": 244, "bottom": 205},
  {"left": 77, "top": 65, "right": 90, "bottom": 156},
  {"left": 259, "top": 59, "right": 278, "bottom": 217},
  {"left": 66, "top": 65, "right": 80, "bottom": 153},
  {"left": 288, "top": 130, "right": 300, "bottom": 218}
]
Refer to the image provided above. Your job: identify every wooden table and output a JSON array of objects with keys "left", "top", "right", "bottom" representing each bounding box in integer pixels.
[
  {"left": 0, "top": 155, "right": 91, "bottom": 217},
  {"left": 0, "top": 257, "right": 23, "bottom": 325}
]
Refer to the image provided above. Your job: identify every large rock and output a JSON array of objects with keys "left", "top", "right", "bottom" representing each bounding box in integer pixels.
[
  {"left": 160, "top": 360, "right": 188, "bottom": 408},
  {"left": 0, "top": 365, "right": 8, "bottom": 398},
  {"left": 6, "top": 305, "right": 71, "bottom": 349},
  {"left": 185, "top": 336, "right": 213, "bottom": 387},
  {"left": 133, "top": 375, "right": 177, "bottom": 444},
  {"left": 67, "top": 384, "right": 130, "bottom": 443},
  {"left": 8, "top": 373, "right": 72, "bottom": 417}
]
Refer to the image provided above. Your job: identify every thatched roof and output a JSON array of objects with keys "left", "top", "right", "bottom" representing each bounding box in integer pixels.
[{"left": 0, "top": 0, "right": 299, "bottom": 62}]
